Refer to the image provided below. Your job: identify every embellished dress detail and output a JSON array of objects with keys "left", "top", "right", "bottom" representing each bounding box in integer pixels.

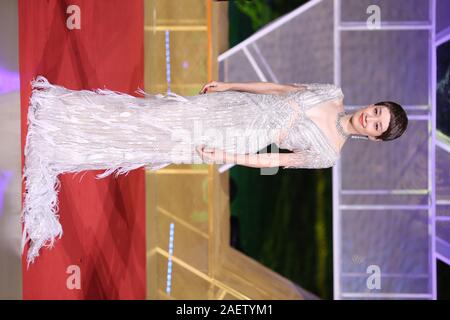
[
  {"left": 22, "top": 76, "right": 344, "bottom": 265},
  {"left": 262, "top": 83, "right": 344, "bottom": 168}
]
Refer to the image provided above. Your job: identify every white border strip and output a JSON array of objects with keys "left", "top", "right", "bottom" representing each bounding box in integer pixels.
[
  {"left": 251, "top": 42, "right": 280, "bottom": 83},
  {"left": 339, "top": 204, "right": 429, "bottom": 210},
  {"left": 436, "top": 138, "right": 450, "bottom": 154},
  {"left": 409, "top": 114, "right": 431, "bottom": 121},
  {"left": 332, "top": 0, "right": 342, "bottom": 301},
  {"left": 243, "top": 47, "right": 267, "bottom": 81},
  {"left": 436, "top": 252, "right": 450, "bottom": 265},
  {"left": 430, "top": 0, "right": 437, "bottom": 300},
  {"left": 341, "top": 189, "right": 429, "bottom": 195},
  {"left": 339, "top": 21, "right": 432, "bottom": 31},
  {"left": 436, "top": 26, "right": 450, "bottom": 47}
]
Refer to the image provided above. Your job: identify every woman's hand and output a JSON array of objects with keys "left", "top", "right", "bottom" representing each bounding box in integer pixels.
[
  {"left": 196, "top": 145, "right": 230, "bottom": 164},
  {"left": 199, "top": 81, "right": 230, "bottom": 94}
]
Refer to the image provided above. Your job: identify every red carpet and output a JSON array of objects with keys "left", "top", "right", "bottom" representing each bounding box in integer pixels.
[{"left": 19, "top": 0, "right": 146, "bottom": 299}]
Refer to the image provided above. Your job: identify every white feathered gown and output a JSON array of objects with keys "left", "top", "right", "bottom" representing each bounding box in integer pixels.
[
  {"left": 22, "top": 76, "right": 277, "bottom": 265},
  {"left": 23, "top": 75, "right": 344, "bottom": 265}
]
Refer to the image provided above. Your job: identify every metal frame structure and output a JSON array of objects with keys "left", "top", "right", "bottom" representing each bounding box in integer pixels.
[
  {"left": 217, "top": 0, "right": 448, "bottom": 299},
  {"left": 333, "top": 0, "right": 438, "bottom": 300},
  {"left": 434, "top": 1, "right": 450, "bottom": 271}
]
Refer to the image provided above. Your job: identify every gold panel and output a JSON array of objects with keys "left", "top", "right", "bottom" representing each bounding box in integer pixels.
[
  {"left": 153, "top": 173, "right": 210, "bottom": 234},
  {"left": 155, "top": 206, "right": 209, "bottom": 273},
  {"left": 145, "top": 0, "right": 312, "bottom": 300},
  {"left": 144, "top": 0, "right": 206, "bottom": 26},
  {"left": 144, "top": 0, "right": 209, "bottom": 95},
  {"left": 154, "top": 250, "right": 213, "bottom": 299}
]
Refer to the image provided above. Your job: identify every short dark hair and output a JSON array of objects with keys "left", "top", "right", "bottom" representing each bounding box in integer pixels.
[{"left": 374, "top": 101, "right": 408, "bottom": 141}]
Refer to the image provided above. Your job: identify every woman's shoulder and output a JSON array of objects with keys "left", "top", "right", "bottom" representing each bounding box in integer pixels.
[
  {"left": 286, "top": 82, "right": 344, "bottom": 102},
  {"left": 321, "top": 83, "right": 343, "bottom": 95},
  {"left": 299, "top": 83, "right": 343, "bottom": 95},
  {"left": 325, "top": 83, "right": 344, "bottom": 100}
]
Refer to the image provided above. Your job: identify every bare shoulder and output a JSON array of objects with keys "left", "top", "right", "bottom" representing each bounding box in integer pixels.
[{"left": 334, "top": 97, "right": 344, "bottom": 111}]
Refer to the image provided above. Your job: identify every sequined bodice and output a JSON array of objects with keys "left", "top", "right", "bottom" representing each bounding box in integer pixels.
[
  {"left": 246, "top": 83, "right": 345, "bottom": 168},
  {"left": 276, "top": 84, "right": 344, "bottom": 154}
]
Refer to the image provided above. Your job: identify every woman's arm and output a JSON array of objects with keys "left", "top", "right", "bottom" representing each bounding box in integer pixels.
[
  {"left": 227, "top": 81, "right": 301, "bottom": 95},
  {"left": 197, "top": 146, "right": 320, "bottom": 169},
  {"left": 229, "top": 152, "right": 297, "bottom": 168}
]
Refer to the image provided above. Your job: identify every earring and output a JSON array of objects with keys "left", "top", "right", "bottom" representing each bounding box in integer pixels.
[{"left": 351, "top": 134, "right": 369, "bottom": 140}]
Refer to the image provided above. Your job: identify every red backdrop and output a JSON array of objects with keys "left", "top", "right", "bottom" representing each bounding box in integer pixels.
[{"left": 19, "top": 0, "right": 146, "bottom": 299}]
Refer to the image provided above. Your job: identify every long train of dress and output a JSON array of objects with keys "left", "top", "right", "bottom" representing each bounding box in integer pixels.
[
  {"left": 22, "top": 76, "right": 278, "bottom": 265},
  {"left": 22, "top": 76, "right": 343, "bottom": 265}
]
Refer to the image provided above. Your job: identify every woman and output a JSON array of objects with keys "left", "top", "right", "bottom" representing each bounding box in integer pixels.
[
  {"left": 22, "top": 76, "right": 408, "bottom": 265},
  {"left": 196, "top": 80, "right": 408, "bottom": 169}
]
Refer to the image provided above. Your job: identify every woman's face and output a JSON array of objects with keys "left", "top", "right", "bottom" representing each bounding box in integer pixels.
[{"left": 352, "top": 104, "right": 391, "bottom": 141}]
